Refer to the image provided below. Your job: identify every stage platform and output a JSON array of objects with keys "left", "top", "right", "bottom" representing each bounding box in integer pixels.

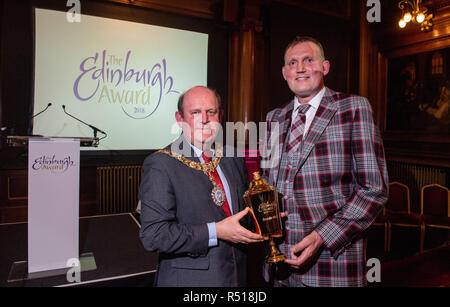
[{"left": 0, "top": 213, "right": 158, "bottom": 287}]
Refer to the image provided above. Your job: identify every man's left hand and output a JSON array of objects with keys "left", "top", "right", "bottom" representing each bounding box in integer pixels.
[{"left": 284, "top": 231, "right": 324, "bottom": 269}]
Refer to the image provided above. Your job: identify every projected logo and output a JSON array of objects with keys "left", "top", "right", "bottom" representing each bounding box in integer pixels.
[
  {"left": 73, "top": 50, "right": 179, "bottom": 119},
  {"left": 32, "top": 155, "right": 76, "bottom": 173}
]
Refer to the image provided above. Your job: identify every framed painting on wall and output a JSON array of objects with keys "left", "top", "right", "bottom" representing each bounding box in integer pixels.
[
  {"left": 386, "top": 47, "right": 449, "bottom": 133},
  {"left": 378, "top": 37, "right": 450, "bottom": 166}
]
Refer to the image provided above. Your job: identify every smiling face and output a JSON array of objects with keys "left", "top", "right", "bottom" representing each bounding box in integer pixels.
[
  {"left": 175, "top": 86, "right": 222, "bottom": 150},
  {"left": 282, "top": 41, "right": 330, "bottom": 104}
]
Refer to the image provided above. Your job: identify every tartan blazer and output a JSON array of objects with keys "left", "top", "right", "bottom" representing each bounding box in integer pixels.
[{"left": 262, "top": 87, "right": 389, "bottom": 287}]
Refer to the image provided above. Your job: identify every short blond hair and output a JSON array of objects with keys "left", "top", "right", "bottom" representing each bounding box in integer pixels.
[{"left": 284, "top": 36, "right": 325, "bottom": 64}]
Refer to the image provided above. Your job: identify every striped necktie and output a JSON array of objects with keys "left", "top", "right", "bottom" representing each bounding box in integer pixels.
[{"left": 286, "top": 104, "right": 311, "bottom": 152}]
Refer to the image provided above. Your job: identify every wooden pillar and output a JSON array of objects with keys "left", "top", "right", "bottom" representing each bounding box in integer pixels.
[
  {"left": 226, "top": 0, "right": 266, "bottom": 125},
  {"left": 228, "top": 28, "right": 255, "bottom": 124},
  {"left": 359, "top": 1, "right": 383, "bottom": 127}
]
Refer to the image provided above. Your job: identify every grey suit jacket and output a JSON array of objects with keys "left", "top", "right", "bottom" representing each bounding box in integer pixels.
[{"left": 139, "top": 136, "right": 250, "bottom": 286}]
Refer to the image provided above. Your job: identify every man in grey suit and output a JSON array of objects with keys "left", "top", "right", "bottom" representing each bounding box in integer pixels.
[{"left": 139, "top": 86, "right": 263, "bottom": 287}]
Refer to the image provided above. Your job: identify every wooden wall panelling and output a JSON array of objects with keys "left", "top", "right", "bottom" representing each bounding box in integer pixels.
[
  {"left": 108, "top": 0, "right": 219, "bottom": 20},
  {"left": 375, "top": 1, "right": 450, "bottom": 53},
  {"left": 0, "top": 0, "right": 3, "bottom": 135},
  {"left": 273, "top": 0, "right": 352, "bottom": 20},
  {"left": 371, "top": 1, "right": 450, "bottom": 167}
]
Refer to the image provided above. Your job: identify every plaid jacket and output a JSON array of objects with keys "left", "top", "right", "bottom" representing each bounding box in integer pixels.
[{"left": 261, "top": 87, "right": 388, "bottom": 287}]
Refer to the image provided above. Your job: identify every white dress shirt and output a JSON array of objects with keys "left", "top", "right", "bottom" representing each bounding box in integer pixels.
[{"left": 291, "top": 86, "right": 326, "bottom": 137}]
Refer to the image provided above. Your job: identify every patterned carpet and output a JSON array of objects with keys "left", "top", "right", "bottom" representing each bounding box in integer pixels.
[
  {"left": 378, "top": 242, "right": 450, "bottom": 287},
  {"left": 367, "top": 225, "right": 449, "bottom": 287}
]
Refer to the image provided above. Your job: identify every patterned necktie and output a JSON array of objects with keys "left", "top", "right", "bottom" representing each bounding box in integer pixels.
[
  {"left": 286, "top": 104, "right": 311, "bottom": 152},
  {"left": 201, "top": 152, "right": 232, "bottom": 217}
]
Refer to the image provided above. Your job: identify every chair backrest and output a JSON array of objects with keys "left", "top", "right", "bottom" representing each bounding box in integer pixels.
[
  {"left": 421, "top": 184, "right": 450, "bottom": 217},
  {"left": 386, "top": 182, "right": 410, "bottom": 213}
]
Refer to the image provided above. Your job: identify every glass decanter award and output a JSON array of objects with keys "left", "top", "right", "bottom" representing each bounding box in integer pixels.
[{"left": 244, "top": 172, "right": 286, "bottom": 263}]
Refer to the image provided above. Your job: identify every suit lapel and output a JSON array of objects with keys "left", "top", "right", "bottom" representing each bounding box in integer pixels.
[
  {"left": 271, "top": 101, "right": 295, "bottom": 185},
  {"left": 295, "top": 87, "right": 338, "bottom": 170}
]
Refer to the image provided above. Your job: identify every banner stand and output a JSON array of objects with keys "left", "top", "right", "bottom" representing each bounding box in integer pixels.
[{"left": 5, "top": 136, "right": 98, "bottom": 283}]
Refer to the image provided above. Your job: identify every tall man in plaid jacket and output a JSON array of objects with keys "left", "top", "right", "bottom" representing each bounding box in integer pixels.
[{"left": 262, "top": 36, "right": 389, "bottom": 287}]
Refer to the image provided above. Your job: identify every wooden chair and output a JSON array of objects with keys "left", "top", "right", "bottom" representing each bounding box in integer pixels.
[
  {"left": 421, "top": 184, "right": 450, "bottom": 250},
  {"left": 385, "top": 182, "right": 423, "bottom": 253}
]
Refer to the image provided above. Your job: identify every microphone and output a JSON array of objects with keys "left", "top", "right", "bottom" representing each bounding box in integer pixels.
[
  {"left": 30, "top": 103, "right": 52, "bottom": 120},
  {"left": 62, "top": 105, "right": 107, "bottom": 138}
]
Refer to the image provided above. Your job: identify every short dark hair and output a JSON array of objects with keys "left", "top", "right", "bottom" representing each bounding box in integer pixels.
[
  {"left": 284, "top": 36, "right": 325, "bottom": 64},
  {"left": 177, "top": 87, "right": 223, "bottom": 117}
]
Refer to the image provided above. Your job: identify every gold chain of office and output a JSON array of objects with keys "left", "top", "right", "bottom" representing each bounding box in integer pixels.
[{"left": 157, "top": 148, "right": 226, "bottom": 207}]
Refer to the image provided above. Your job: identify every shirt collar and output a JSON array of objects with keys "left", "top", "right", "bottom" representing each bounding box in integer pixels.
[
  {"left": 184, "top": 136, "right": 215, "bottom": 158},
  {"left": 293, "top": 86, "right": 326, "bottom": 111}
]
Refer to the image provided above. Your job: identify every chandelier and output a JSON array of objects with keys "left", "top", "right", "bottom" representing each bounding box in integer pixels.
[{"left": 398, "top": 0, "right": 433, "bottom": 31}]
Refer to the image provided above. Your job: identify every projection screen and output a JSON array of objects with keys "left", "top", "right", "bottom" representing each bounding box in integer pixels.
[{"left": 33, "top": 8, "right": 208, "bottom": 150}]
